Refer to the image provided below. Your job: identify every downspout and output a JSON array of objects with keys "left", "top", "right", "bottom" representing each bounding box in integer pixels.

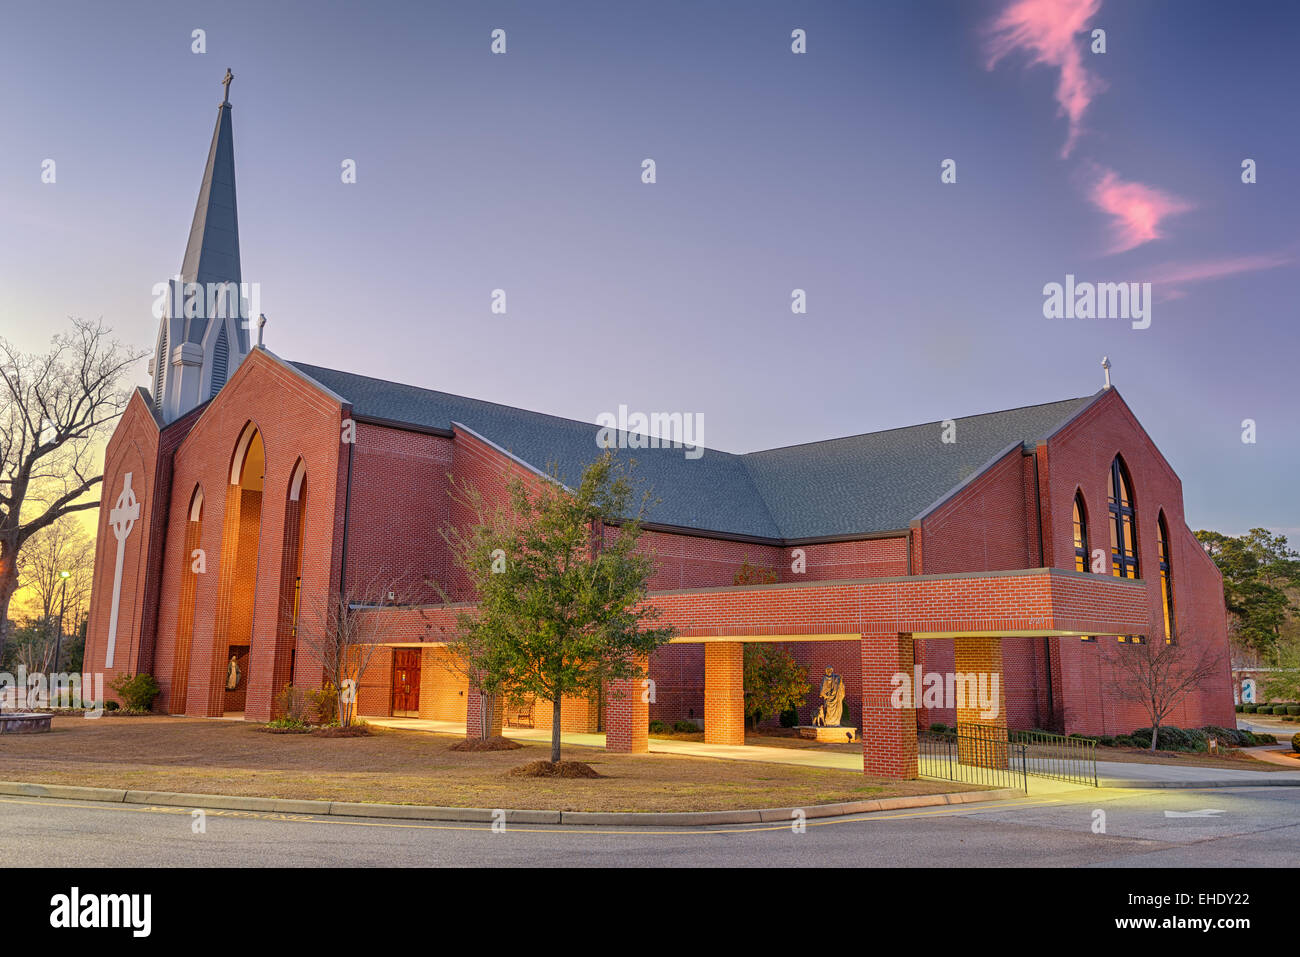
[{"left": 1031, "top": 445, "right": 1055, "bottom": 726}]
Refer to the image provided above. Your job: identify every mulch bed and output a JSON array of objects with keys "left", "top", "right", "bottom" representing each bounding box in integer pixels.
[{"left": 509, "top": 760, "right": 601, "bottom": 778}]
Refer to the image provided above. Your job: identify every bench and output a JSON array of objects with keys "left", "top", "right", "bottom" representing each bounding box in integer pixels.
[{"left": 504, "top": 697, "right": 535, "bottom": 729}]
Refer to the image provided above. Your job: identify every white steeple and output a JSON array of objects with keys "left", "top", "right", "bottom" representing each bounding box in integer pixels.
[{"left": 149, "top": 69, "right": 252, "bottom": 424}]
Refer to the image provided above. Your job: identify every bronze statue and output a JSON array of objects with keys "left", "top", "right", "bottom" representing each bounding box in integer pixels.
[{"left": 812, "top": 666, "right": 845, "bottom": 727}]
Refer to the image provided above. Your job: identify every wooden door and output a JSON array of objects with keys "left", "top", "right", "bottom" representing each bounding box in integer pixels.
[{"left": 391, "top": 649, "right": 421, "bottom": 717}]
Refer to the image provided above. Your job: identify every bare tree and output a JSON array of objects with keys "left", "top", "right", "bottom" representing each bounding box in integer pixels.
[
  {"left": 0, "top": 319, "right": 146, "bottom": 669},
  {"left": 1109, "top": 638, "right": 1225, "bottom": 751},
  {"left": 18, "top": 518, "right": 94, "bottom": 625},
  {"left": 293, "top": 577, "right": 429, "bottom": 728}
]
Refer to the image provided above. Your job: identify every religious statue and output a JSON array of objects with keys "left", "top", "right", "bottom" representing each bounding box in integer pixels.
[
  {"left": 221, "top": 68, "right": 234, "bottom": 104},
  {"left": 225, "top": 654, "right": 241, "bottom": 691},
  {"left": 812, "top": 666, "right": 845, "bottom": 727}
]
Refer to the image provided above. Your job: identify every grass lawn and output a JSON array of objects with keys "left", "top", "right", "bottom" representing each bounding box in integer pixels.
[{"left": 0, "top": 716, "right": 982, "bottom": 812}]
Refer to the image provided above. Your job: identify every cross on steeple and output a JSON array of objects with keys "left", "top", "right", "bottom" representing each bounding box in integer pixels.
[{"left": 222, "top": 68, "right": 234, "bottom": 104}]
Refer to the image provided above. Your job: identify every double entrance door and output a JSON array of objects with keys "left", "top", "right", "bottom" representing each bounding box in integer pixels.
[{"left": 391, "top": 649, "right": 421, "bottom": 717}]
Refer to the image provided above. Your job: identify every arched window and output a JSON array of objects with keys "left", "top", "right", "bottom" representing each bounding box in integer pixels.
[
  {"left": 1157, "top": 512, "right": 1175, "bottom": 643},
  {"left": 1072, "top": 491, "right": 1090, "bottom": 572},
  {"left": 1108, "top": 456, "right": 1139, "bottom": 579}
]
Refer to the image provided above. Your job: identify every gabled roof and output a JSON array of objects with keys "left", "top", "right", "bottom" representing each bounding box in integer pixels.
[{"left": 291, "top": 360, "right": 1098, "bottom": 542}]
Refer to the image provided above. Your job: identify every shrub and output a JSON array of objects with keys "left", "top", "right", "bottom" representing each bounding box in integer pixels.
[
  {"left": 929, "top": 723, "right": 949, "bottom": 733},
  {"left": 1235, "top": 703, "right": 1244, "bottom": 712},
  {"left": 648, "top": 720, "right": 668, "bottom": 734},
  {"left": 673, "top": 720, "right": 698, "bottom": 733},
  {"left": 108, "top": 673, "right": 160, "bottom": 712},
  {"left": 1292, "top": 733, "right": 1300, "bottom": 754},
  {"left": 1126, "top": 726, "right": 1208, "bottom": 752},
  {"left": 1243, "top": 704, "right": 1257, "bottom": 713},
  {"left": 1274, "top": 705, "right": 1290, "bottom": 715},
  {"left": 104, "top": 699, "right": 120, "bottom": 712},
  {"left": 1098, "top": 735, "right": 1117, "bottom": 747},
  {"left": 275, "top": 683, "right": 338, "bottom": 725},
  {"left": 1288, "top": 706, "right": 1300, "bottom": 716},
  {"left": 779, "top": 707, "right": 798, "bottom": 728}
]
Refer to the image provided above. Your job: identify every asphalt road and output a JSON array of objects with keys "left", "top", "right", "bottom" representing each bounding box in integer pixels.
[{"left": 0, "top": 786, "right": 1297, "bottom": 867}]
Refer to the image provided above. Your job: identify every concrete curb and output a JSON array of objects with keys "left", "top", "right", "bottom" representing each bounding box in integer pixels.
[
  {"left": 0, "top": 780, "right": 1025, "bottom": 827},
  {"left": 1098, "top": 778, "right": 1300, "bottom": 789}
]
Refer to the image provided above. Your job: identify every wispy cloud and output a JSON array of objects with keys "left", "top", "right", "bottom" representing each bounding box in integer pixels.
[
  {"left": 1088, "top": 168, "right": 1194, "bottom": 254},
  {"left": 1146, "top": 251, "right": 1293, "bottom": 286},
  {"left": 1146, "top": 250, "right": 1294, "bottom": 299},
  {"left": 986, "top": 0, "right": 1106, "bottom": 157}
]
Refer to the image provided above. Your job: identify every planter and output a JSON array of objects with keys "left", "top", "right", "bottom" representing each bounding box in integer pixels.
[{"left": 0, "top": 712, "right": 53, "bottom": 734}]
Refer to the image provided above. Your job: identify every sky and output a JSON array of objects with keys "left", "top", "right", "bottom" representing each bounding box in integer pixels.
[{"left": 0, "top": 0, "right": 1296, "bottom": 539}]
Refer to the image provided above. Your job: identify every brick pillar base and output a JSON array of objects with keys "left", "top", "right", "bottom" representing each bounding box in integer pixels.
[
  {"left": 605, "top": 657, "right": 649, "bottom": 753},
  {"left": 861, "top": 633, "right": 918, "bottom": 779},
  {"left": 704, "top": 641, "right": 745, "bottom": 746},
  {"left": 953, "top": 636, "right": 1008, "bottom": 769},
  {"left": 466, "top": 690, "right": 503, "bottom": 739}
]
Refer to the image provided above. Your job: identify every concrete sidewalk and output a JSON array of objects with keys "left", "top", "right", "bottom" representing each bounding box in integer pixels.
[{"left": 367, "top": 716, "right": 1300, "bottom": 792}]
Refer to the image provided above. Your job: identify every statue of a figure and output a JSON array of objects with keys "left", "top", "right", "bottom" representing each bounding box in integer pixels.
[
  {"left": 812, "top": 666, "right": 845, "bottom": 727},
  {"left": 221, "top": 68, "right": 234, "bottom": 104},
  {"left": 225, "top": 654, "right": 241, "bottom": 691}
]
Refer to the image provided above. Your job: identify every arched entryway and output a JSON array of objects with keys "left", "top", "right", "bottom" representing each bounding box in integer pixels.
[
  {"left": 168, "top": 485, "right": 204, "bottom": 713},
  {"left": 269, "top": 458, "right": 309, "bottom": 712},
  {"left": 205, "top": 422, "right": 264, "bottom": 716}
]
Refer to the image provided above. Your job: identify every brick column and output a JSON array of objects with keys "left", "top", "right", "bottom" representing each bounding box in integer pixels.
[
  {"left": 704, "top": 641, "right": 745, "bottom": 746},
  {"left": 605, "top": 656, "right": 649, "bottom": 753},
  {"left": 953, "top": 636, "right": 1008, "bottom": 769},
  {"left": 861, "top": 633, "right": 918, "bottom": 779},
  {"left": 466, "top": 689, "right": 503, "bottom": 739}
]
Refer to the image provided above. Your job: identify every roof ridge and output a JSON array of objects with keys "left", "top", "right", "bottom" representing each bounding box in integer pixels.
[
  {"left": 289, "top": 359, "right": 747, "bottom": 459},
  {"left": 740, "top": 394, "right": 1095, "bottom": 457}
]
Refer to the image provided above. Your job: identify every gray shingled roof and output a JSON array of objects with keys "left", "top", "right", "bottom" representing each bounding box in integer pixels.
[{"left": 291, "top": 360, "right": 1096, "bottom": 542}]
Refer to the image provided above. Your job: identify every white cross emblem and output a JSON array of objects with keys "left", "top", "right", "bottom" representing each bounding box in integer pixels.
[{"left": 105, "top": 472, "right": 141, "bottom": 668}]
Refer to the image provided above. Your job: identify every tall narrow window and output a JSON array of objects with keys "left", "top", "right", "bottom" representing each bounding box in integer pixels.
[
  {"left": 1108, "top": 456, "right": 1139, "bottom": 579},
  {"left": 1157, "top": 512, "right": 1175, "bottom": 643},
  {"left": 1073, "top": 492, "right": 1090, "bottom": 572}
]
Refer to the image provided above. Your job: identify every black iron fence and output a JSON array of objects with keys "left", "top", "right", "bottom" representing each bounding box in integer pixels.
[
  {"left": 1006, "top": 726, "right": 1098, "bottom": 787},
  {"left": 918, "top": 723, "right": 1098, "bottom": 791},
  {"left": 918, "top": 727, "right": 1027, "bottom": 792}
]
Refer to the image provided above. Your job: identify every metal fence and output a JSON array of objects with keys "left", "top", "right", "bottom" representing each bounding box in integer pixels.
[
  {"left": 1006, "top": 726, "right": 1098, "bottom": 787},
  {"left": 918, "top": 727, "right": 1028, "bottom": 792},
  {"left": 918, "top": 723, "right": 1098, "bottom": 791}
]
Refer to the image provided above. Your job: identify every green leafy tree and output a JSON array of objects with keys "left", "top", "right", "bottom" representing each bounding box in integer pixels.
[
  {"left": 743, "top": 643, "right": 809, "bottom": 732},
  {"left": 443, "top": 451, "right": 676, "bottom": 763},
  {"left": 1197, "top": 528, "right": 1300, "bottom": 663}
]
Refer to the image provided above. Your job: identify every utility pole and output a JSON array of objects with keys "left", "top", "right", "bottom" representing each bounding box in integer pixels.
[{"left": 53, "top": 570, "right": 70, "bottom": 673}]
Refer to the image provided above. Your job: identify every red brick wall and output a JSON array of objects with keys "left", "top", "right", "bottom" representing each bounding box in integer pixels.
[
  {"left": 84, "top": 392, "right": 164, "bottom": 703},
  {"left": 146, "top": 351, "right": 349, "bottom": 720},
  {"left": 345, "top": 424, "right": 454, "bottom": 604},
  {"left": 1042, "top": 390, "right": 1235, "bottom": 733}
]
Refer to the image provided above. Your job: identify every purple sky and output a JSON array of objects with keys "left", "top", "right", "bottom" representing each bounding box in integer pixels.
[{"left": 1, "top": 0, "right": 1296, "bottom": 538}]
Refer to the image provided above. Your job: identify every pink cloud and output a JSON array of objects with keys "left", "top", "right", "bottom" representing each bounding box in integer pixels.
[
  {"left": 1088, "top": 169, "right": 1194, "bottom": 254},
  {"left": 986, "top": 0, "right": 1106, "bottom": 157},
  {"left": 1146, "top": 251, "right": 1293, "bottom": 285}
]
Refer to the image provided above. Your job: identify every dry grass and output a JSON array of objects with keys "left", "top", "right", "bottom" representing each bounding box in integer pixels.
[{"left": 0, "top": 716, "right": 978, "bottom": 812}]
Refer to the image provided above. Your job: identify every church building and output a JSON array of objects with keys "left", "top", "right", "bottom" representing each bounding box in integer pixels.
[{"left": 84, "top": 82, "right": 1234, "bottom": 778}]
